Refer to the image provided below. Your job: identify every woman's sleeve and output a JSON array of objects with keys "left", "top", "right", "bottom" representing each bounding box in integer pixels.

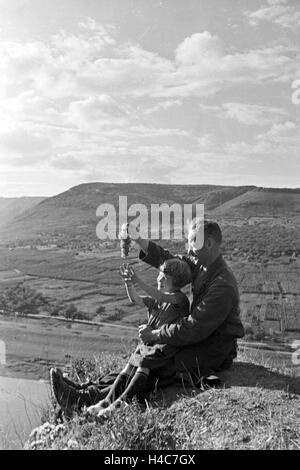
[
  {"left": 176, "top": 294, "right": 190, "bottom": 318},
  {"left": 141, "top": 296, "right": 156, "bottom": 311}
]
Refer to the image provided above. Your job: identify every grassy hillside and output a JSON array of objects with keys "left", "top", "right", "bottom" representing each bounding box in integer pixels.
[
  {"left": 211, "top": 188, "right": 300, "bottom": 217},
  {"left": 1, "top": 183, "right": 299, "bottom": 262},
  {"left": 0, "top": 183, "right": 281, "bottom": 243},
  {"left": 25, "top": 349, "right": 300, "bottom": 450},
  {"left": 0, "top": 183, "right": 247, "bottom": 242},
  {"left": 0, "top": 197, "right": 45, "bottom": 228},
  {"left": 1, "top": 183, "right": 300, "bottom": 245}
]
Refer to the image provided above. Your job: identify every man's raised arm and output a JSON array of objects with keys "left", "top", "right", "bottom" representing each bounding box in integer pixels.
[
  {"left": 134, "top": 237, "right": 149, "bottom": 256},
  {"left": 135, "top": 237, "right": 175, "bottom": 269}
]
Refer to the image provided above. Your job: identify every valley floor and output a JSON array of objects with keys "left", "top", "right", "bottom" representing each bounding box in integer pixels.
[{"left": 0, "top": 316, "right": 136, "bottom": 380}]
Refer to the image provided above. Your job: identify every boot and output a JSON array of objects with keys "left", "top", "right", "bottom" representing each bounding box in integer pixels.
[
  {"left": 50, "top": 368, "right": 110, "bottom": 414},
  {"left": 51, "top": 368, "right": 95, "bottom": 390}
]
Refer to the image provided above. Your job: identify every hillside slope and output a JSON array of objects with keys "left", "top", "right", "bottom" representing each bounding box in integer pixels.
[
  {"left": 0, "top": 183, "right": 300, "bottom": 243},
  {"left": 25, "top": 350, "right": 300, "bottom": 450},
  {"left": 210, "top": 188, "right": 300, "bottom": 217},
  {"left": 0, "top": 197, "right": 45, "bottom": 228},
  {"left": 0, "top": 183, "right": 251, "bottom": 242}
]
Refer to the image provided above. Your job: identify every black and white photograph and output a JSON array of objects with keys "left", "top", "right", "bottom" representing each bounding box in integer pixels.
[{"left": 0, "top": 0, "right": 299, "bottom": 452}]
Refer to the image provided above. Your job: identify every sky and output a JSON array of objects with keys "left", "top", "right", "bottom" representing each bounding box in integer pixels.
[{"left": 0, "top": 0, "right": 299, "bottom": 197}]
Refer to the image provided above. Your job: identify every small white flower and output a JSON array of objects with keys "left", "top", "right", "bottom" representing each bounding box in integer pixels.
[
  {"left": 29, "top": 428, "right": 39, "bottom": 439},
  {"left": 67, "top": 439, "right": 79, "bottom": 449},
  {"left": 30, "top": 439, "right": 45, "bottom": 449}
]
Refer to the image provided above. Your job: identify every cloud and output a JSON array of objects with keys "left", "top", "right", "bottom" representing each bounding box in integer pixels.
[
  {"left": 0, "top": 125, "right": 52, "bottom": 166},
  {"left": 46, "top": 145, "right": 194, "bottom": 183},
  {"left": 158, "top": 37, "right": 297, "bottom": 98},
  {"left": 175, "top": 32, "right": 224, "bottom": 66},
  {"left": 220, "top": 102, "right": 288, "bottom": 126},
  {"left": 51, "top": 154, "right": 88, "bottom": 170},
  {"left": 225, "top": 120, "right": 299, "bottom": 156},
  {"left": 128, "top": 125, "right": 191, "bottom": 137},
  {"left": 66, "top": 95, "right": 129, "bottom": 129},
  {"left": 73, "top": 44, "right": 173, "bottom": 98},
  {"left": 197, "top": 134, "right": 214, "bottom": 150},
  {"left": 246, "top": 0, "right": 300, "bottom": 28},
  {"left": 267, "top": 0, "right": 289, "bottom": 5},
  {"left": 257, "top": 120, "right": 299, "bottom": 147},
  {"left": 0, "top": 17, "right": 298, "bottom": 186},
  {"left": 0, "top": 20, "right": 171, "bottom": 100},
  {"left": 1, "top": 22, "right": 297, "bottom": 104},
  {"left": 143, "top": 99, "right": 182, "bottom": 115}
]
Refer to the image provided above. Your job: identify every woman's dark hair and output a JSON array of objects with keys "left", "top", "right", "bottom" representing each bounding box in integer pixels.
[{"left": 160, "top": 258, "right": 192, "bottom": 289}]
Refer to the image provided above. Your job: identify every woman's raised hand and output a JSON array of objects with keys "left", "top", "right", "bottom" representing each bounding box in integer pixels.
[
  {"left": 119, "top": 264, "right": 138, "bottom": 283},
  {"left": 119, "top": 264, "right": 132, "bottom": 282},
  {"left": 126, "top": 265, "right": 138, "bottom": 283}
]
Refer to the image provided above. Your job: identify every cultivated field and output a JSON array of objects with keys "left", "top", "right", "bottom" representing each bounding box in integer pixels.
[{"left": 0, "top": 246, "right": 155, "bottom": 325}]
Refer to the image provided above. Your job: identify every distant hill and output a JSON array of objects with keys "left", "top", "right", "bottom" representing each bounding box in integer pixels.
[
  {"left": 0, "top": 183, "right": 299, "bottom": 243},
  {"left": 210, "top": 187, "right": 300, "bottom": 217},
  {"left": 0, "top": 197, "right": 46, "bottom": 229}
]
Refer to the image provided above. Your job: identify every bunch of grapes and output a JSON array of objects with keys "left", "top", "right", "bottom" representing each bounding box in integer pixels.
[{"left": 119, "top": 223, "right": 132, "bottom": 258}]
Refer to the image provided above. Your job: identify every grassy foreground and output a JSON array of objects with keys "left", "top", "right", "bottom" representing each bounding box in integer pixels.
[{"left": 25, "top": 349, "right": 300, "bottom": 450}]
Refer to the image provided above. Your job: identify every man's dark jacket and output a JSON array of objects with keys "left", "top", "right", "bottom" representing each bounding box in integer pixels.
[{"left": 139, "top": 241, "right": 245, "bottom": 374}]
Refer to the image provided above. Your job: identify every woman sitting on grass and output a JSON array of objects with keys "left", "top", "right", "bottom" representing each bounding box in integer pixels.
[{"left": 87, "top": 258, "right": 191, "bottom": 418}]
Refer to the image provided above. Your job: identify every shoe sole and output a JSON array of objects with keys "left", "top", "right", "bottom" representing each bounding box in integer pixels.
[
  {"left": 50, "top": 368, "right": 84, "bottom": 417},
  {"left": 50, "top": 368, "right": 63, "bottom": 405}
]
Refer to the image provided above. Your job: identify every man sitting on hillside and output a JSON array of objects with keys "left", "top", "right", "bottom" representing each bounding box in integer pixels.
[{"left": 50, "top": 219, "right": 245, "bottom": 414}]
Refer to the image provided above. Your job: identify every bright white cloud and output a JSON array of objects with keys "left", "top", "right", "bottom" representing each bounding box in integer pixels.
[
  {"left": 160, "top": 39, "right": 297, "bottom": 98},
  {"left": 175, "top": 32, "right": 224, "bottom": 65},
  {"left": 246, "top": 0, "right": 300, "bottom": 28}
]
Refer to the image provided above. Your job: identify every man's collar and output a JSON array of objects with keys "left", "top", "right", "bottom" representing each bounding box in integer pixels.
[{"left": 201, "top": 254, "right": 224, "bottom": 280}]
